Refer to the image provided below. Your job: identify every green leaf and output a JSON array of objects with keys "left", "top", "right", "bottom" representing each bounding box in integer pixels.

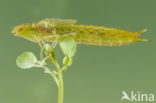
[
  {"left": 44, "top": 43, "right": 51, "bottom": 51},
  {"left": 16, "top": 52, "right": 37, "bottom": 69},
  {"left": 59, "top": 36, "right": 77, "bottom": 57},
  {"left": 63, "top": 55, "right": 72, "bottom": 66}
]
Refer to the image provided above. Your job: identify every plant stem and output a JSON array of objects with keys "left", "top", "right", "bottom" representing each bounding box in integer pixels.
[
  {"left": 42, "top": 66, "right": 59, "bottom": 85},
  {"left": 51, "top": 59, "right": 64, "bottom": 103},
  {"left": 53, "top": 60, "right": 64, "bottom": 103},
  {"left": 39, "top": 42, "right": 64, "bottom": 103},
  {"left": 58, "top": 72, "right": 63, "bottom": 103}
]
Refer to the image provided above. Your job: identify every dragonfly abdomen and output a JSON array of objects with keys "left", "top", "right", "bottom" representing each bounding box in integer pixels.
[{"left": 66, "top": 25, "right": 147, "bottom": 46}]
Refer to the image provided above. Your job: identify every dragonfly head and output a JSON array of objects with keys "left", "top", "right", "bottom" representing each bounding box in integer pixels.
[
  {"left": 11, "top": 24, "right": 38, "bottom": 42},
  {"left": 12, "top": 24, "right": 31, "bottom": 36}
]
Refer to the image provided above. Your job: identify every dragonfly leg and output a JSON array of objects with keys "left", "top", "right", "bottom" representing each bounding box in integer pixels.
[
  {"left": 31, "top": 34, "right": 46, "bottom": 60},
  {"left": 51, "top": 35, "right": 60, "bottom": 48}
]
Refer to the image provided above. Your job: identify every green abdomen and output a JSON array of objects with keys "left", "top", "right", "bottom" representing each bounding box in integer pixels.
[{"left": 56, "top": 25, "right": 144, "bottom": 46}]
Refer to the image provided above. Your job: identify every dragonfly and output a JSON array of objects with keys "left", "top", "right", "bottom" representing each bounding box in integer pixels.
[{"left": 12, "top": 18, "right": 148, "bottom": 46}]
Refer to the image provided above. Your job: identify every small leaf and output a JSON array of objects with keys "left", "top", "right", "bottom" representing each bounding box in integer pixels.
[
  {"left": 16, "top": 52, "right": 37, "bottom": 69},
  {"left": 63, "top": 55, "right": 72, "bottom": 66},
  {"left": 59, "top": 36, "right": 77, "bottom": 57},
  {"left": 44, "top": 43, "right": 51, "bottom": 51}
]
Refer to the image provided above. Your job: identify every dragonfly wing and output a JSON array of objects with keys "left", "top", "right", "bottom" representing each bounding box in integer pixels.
[{"left": 44, "top": 18, "right": 77, "bottom": 25}]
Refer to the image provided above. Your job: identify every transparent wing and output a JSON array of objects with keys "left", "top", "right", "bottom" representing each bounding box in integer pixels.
[{"left": 44, "top": 18, "right": 77, "bottom": 25}]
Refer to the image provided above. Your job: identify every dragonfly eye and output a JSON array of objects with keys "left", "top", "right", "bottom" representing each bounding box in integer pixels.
[
  {"left": 17, "top": 25, "right": 24, "bottom": 32},
  {"left": 12, "top": 24, "right": 25, "bottom": 35}
]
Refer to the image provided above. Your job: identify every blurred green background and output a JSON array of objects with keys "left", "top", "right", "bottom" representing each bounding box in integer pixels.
[{"left": 0, "top": 0, "right": 155, "bottom": 103}]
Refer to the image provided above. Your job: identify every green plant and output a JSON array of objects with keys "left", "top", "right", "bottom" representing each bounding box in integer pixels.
[{"left": 16, "top": 36, "right": 76, "bottom": 103}]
